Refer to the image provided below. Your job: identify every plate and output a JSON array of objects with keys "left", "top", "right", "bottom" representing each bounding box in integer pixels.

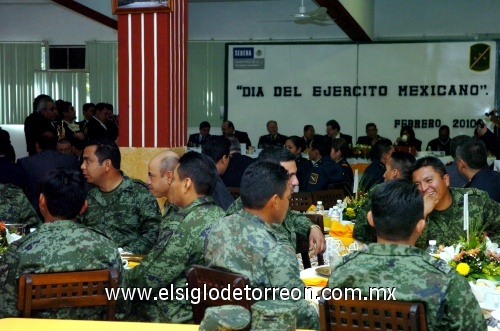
[
  {"left": 480, "top": 301, "right": 500, "bottom": 311},
  {"left": 315, "top": 266, "right": 332, "bottom": 277}
]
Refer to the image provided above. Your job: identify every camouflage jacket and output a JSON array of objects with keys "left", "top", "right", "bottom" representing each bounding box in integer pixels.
[
  {"left": 0, "top": 220, "right": 126, "bottom": 319},
  {"left": 205, "top": 209, "right": 319, "bottom": 331},
  {"left": 79, "top": 174, "right": 161, "bottom": 254},
  {"left": 328, "top": 244, "right": 486, "bottom": 331},
  {"left": 417, "top": 187, "right": 500, "bottom": 248},
  {"left": 125, "top": 196, "right": 225, "bottom": 323},
  {"left": 226, "top": 197, "right": 311, "bottom": 249},
  {"left": 0, "top": 183, "right": 41, "bottom": 229}
]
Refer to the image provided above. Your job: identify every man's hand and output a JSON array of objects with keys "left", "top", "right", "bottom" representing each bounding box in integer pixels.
[
  {"left": 475, "top": 121, "right": 488, "bottom": 137},
  {"left": 423, "top": 192, "right": 439, "bottom": 219},
  {"left": 309, "top": 227, "right": 326, "bottom": 255}
]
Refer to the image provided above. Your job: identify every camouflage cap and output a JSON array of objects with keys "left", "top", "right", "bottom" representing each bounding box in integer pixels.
[
  {"left": 250, "top": 301, "right": 297, "bottom": 331},
  {"left": 198, "top": 305, "right": 251, "bottom": 331}
]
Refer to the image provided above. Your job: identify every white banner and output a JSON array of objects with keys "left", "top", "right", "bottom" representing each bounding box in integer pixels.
[{"left": 226, "top": 42, "right": 496, "bottom": 149}]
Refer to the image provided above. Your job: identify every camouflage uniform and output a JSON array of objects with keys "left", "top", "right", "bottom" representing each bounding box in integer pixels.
[
  {"left": 417, "top": 187, "right": 500, "bottom": 248},
  {"left": 205, "top": 209, "right": 319, "bottom": 330},
  {"left": 79, "top": 174, "right": 161, "bottom": 254},
  {"left": 305, "top": 156, "right": 344, "bottom": 192},
  {"left": 0, "top": 220, "right": 126, "bottom": 319},
  {"left": 226, "top": 197, "right": 312, "bottom": 249},
  {"left": 0, "top": 183, "right": 41, "bottom": 229},
  {"left": 125, "top": 196, "right": 225, "bottom": 323},
  {"left": 328, "top": 244, "right": 486, "bottom": 331}
]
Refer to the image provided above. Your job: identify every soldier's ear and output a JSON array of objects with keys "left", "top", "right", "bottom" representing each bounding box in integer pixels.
[
  {"left": 367, "top": 211, "right": 375, "bottom": 227},
  {"left": 183, "top": 177, "right": 192, "bottom": 192},
  {"left": 39, "top": 193, "right": 47, "bottom": 212}
]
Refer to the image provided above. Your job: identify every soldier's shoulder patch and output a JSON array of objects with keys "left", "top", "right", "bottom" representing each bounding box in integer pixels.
[
  {"left": 309, "top": 173, "right": 319, "bottom": 185},
  {"left": 341, "top": 163, "right": 349, "bottom": 168}
]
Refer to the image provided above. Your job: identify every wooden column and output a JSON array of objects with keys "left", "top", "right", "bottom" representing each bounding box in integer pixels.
[{"left": 116, "top": 0, "right": 187, "bottom": 148}]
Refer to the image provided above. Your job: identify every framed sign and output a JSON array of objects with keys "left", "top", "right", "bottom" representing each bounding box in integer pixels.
[{"left": 112, "top": 0, "right": 172, "bottom": 14}]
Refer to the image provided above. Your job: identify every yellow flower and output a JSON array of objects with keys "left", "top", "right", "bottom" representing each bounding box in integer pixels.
[
  {"left": 346, "top": 208, "right": 356, "bottom": 218},
  {"left": 456, "top": 263, "right": 470, "bottom": 276}
]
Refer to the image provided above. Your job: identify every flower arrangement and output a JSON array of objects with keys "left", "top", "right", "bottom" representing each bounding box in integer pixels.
[
  {"left": 341, "top": 193, "right": 366, "bottom": 221},
  {"left": 438, "top": 233, "right": 500, "bottom": 281},
  {"left": 350, "top": 144, "right": 371, "bottom": 159}
]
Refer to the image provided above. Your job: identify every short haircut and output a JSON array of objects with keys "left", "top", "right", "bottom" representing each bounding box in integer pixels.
[
  {"left": 310, "top": 135, "right": 331, "bottom": 157},
  {"left": 57, "top": 138, "right": 72, "bottom": 146},
  {"left": 388, "top": 151, "right": 416, "bottom": 180},
  {"left": 33, "top": 94, "right": 50, "bottom": 112},
  {"left": 411, "top": 156, "right": 447, "bottom": 178},
  {"left": 202, "top": 136, "right": 231, "bottom": 163},
  {"left": 199, "top": 121, "right": 211, "bottom": 130},
  {"left": 287, "top": 135, "right": 306, "bottom": 153},
  {"left": 39, "top": 168, "right": 89, "bottom": 219},
  {"left": 456, "top": 138, "right": 488, "bottom": 170},
  {"left": 36, "top": 97, "right": 55, "bottom": 113},
  {"left": 439, "top": 125, "right": 450, "bottom": 134},
  {"left": 177, "top": 151, "right": 216, "bottom": 195},
  {"left": 227, "top": 136, "right": 241, "bottom": 152},
  {"left": 57, "top": 100, "right": 72, "bottom": 119},
  {"left": 87, "top": 138, "right": 121, "bottom": 169},
  {"left": 95, "top": 102, "right": 113, "bottom": 112},
  {"left": 303, "top": 124, "right": 313, "bottom": 132},
  {"left": 326, "top": 119, "right": 340, "bottom": 131},
  {"left": 240, "top": 161, "right": 289, "bottom": 209},
  {"left": 258, "top": 146, "right": 295, "bottom": 164},
  {"left": 83, "top": 103, "right": 95, "bottom": 112},
  {"left": 331, "top": 138, "right": 349, "bottom": 158},
  {"left": 370, "top": 138, "right": 392, "bottom": 161},
  {"left": 158, "top": 154, "right": 179, "bottom": 177},
  {"left": 365, "top": 122, "right": 377, "bottom": 130},
  {"left": 266, "top": 120, "right": 277, "bottom": 127},
  {"left": 371, "top": 179, "right": 423, "bottom": 241},
  {"left": 36, "top": 131, "right": 57, "bottom": 150},
  {"left": 0, "top": 128, "right": 12, "bottom": 155},
  {"left": 225, "top": 121, "right": 235, "bottom": 130},
  {"left": 450, "top": 135, "right": 471, "bottom": 158}
]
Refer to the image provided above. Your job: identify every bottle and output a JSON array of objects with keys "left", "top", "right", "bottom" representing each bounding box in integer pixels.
[
  {"left": 315, "top": 201, "right": 324, "bottom": 215},
  {"left": 331, "top": 206, "right": 340, "bottom": 224},
  {"left": 336, "top": 199, "right": 344, "bottom": 222},
  {"left": 427, "top": 145, "right": 432, "bottom": 153},
  {"left": 426, "top": 240, "right": 437, "bottom": 255}
]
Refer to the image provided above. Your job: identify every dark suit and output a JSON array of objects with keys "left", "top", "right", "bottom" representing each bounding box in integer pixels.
[
  {"left": 0, "top": 157, "right": 29, "bottom": 190},
  {"left": 362, "top": 159, "right": 386, "bottom": 192},
  {"left": 356, "top": 135, "right": 382, "bottom": 146},
  {"left": 221, "top": 153, "right": 255, "bottom": 188},
  {"left": 296, "top": 154, "right": 312, "bottom": 191},
  {"left": 83, "top": 117, "right": 118, "bottom": 141},
  {"left": 24, "top": 112, "right": 57, "bottom": 155},
  {"left": 305, "top": 156, "right": 344, "bottom": 192},
  {"left": 464, "top": 167, "right": 500, "bottom": 202},
  {"left": 257, "top": 133, "right": 288, "bottom": 148},
  {"left": 232, "top": 130, "right": 252, "bottom": 147},
  {"left": 426, "top": 138, "right": 451, "bottom": 155},
  {"left": 188, "top": 133, "right": 211, "bottom": 146},
  {"left": 57, "top": 120, "right": 87, "bottom": 150},
  {"left": 480, "top": 130, "right": 500, "bottom": 159},
  {"left": 17, "top": 150, "right": 79, "bottom": 211}
]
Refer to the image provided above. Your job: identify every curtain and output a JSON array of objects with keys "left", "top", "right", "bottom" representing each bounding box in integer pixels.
[
  {"left": 86, "top": 41, "right": 118, "bottom": 112},
  {"left": 187, "top": 42, "right": 226, "bottom": 127},
  {"left": 0, "top": 43, "right": 42, "bottom": 124},
  {"left": 34, "top": 71, "right": 89, "bottom": 121}
]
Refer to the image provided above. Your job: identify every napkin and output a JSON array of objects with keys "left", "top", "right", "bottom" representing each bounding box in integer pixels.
[
  {"left": 306, "top": 205, "right": 317, "bottom": 213},
  {"left": 302, "top": 277, "right": 328, "bottom": 287},
  {"left": 127, "top": 262, "right": 140, "bottom": 268},
  {"left": 329, "top": 221, "right": 355, "bottom": 246}
]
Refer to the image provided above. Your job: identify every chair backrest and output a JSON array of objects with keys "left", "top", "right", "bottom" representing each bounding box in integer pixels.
[
  {"left": 311, "top": 189, "right": 345, "bottom": 209},
  {"left": 227, "top": 187, "right": 241, "bottom": 200},
  {"left": 296, "top": 214, "right": 325, "bottom": 268},
  {"left": 327, "top": 182, "right": 353, "bottom": 198},
  {"left": 186, "top": 264, "right": 253, "bottom": 324},
  {"left": 319, "top": 297, "right": 427, "bottom": 331},
  {"left": 290, "top": 191, "right": 313, "bottom": 212},
  {"left": 18, "top": 268, "right": 119, "bottom": 320}
]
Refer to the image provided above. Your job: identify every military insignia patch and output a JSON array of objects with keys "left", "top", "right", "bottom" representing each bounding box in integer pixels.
[
  {"left": 469, "top": 43, "right": 490, "bottom": 72},
  {"left": 309, "top": 173, "right": 319, "bottom": 185}
]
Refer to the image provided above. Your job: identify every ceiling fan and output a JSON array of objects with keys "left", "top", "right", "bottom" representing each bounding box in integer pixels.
[{"left": 260, "top": 0, "right": 334, "bottom": 27}]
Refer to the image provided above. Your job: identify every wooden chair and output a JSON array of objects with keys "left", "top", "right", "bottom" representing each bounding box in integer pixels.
[
  {"left": 328, "top": 182, "right": 353, "bottom": 198},
  {"left": 296, "top": 214, "right": 325, "bottom": 269},
  {"left": 227, "top": 187, "right": 241, "bottom": 200},
  {"left": 311, "top": 189, "right": 346, "bottom": 209},
  {"left": 290, "top": 191, "right": 313, "bottom": 212},
  {"left": 18, "top": 268, "right": 119, "bottom": 320},
  {"left": 319, "top": 297, "right": 427, "bottom": 331},
  {"left": 186, "top": 265, "right": 253, "bottom": 324}
]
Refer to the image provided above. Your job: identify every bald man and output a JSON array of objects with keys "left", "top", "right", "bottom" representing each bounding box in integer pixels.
[{"left": 146, "top": 151, "right": 180, "bottom": 221}]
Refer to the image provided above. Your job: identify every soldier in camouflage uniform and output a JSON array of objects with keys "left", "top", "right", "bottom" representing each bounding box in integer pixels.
[
  {"left": 329, "top": 179, "right": 486, "bottom": 331},
  {"left": 79, "top": 139, "right": 161, "bottom": 254},
  {"left": 0, "top": 183, "right": 41, "bottom": 230},
  {"left": 353, "top": 151, "right": 415, "bottom": 244},
  {"left": 226, "top": 146, "right": 325, "bottom": 255},
  {"left": 412, "top": 156, "right": 500, "bottom": 248},
  {"left": 206, "top": 162, "right": 319, "bottom": 330},
  {"left": 0, "top": 169, "right": 125, "bottom": 319},
  {"left": 126, "top": 152, "right": 225, "bottom": 323}
]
